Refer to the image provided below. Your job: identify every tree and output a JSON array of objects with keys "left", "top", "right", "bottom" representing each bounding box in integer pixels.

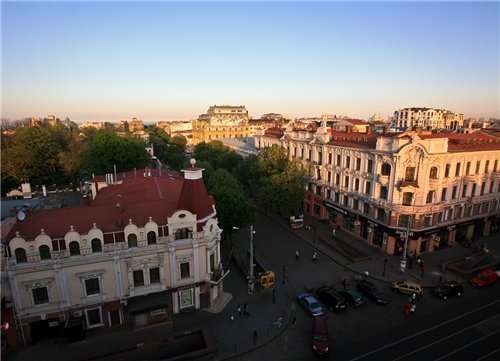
[
  {"left": 207, "top": 169, "right": 255, "bottom": 239},
  {"left": 80, "top": 131, "right": 150, "bottom": 175},
  {"left": 146, "top": 126, "right": 186, "bottom": 171}
]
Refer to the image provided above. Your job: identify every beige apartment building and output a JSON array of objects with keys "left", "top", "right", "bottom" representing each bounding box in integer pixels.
[
  {"left": 393, "top": 107, "right": 464, "bottom": 130},
  {"left": 256, "top": 121, "right": 500, "bottom": 256},
  {"left": 192, "top": 105, "right": 251, "bottom": 144},
  {"left": 157, "top": 121, "right": 193, "bottom": 144},
  {"left": 3, "top": 164, "right": 225, "bottom": 345}
]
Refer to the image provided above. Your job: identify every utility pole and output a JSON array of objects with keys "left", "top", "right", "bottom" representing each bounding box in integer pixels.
[
  {"left": 248, "top": 225, "right": 255, "bottom": 295},
  {"left": 400, "top": 217, "right": 411, "bottom": 271}
]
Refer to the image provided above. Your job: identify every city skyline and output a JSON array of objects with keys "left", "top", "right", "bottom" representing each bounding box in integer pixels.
[{"left": 2, "top": 1, "right": 499, "bottom": 122}]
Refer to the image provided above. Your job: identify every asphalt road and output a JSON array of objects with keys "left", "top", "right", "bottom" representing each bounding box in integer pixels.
[{"left": 232, "top": 212, "right": 500, "bottom": 361}]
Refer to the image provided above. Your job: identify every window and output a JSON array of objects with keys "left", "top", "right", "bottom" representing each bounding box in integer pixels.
[
  {"left": 480, "top": 182, "right": 486, "bottom": 196},
  {"left": 327, "top": 171, "right": 331, "bottom": 183},
  {"left": 328, "top": 153, "right": 332, "bottom": 164},
  {"left": 367, "top": 159, "right": 373, "bottom": 173},
  {"left": 377, "top": 208, "right": 386, "bottom": 222},
  {"left": 398, "top": 215, "right": 412, "bottom": 227},
  {"left": 147, "top": 231, "right": 157, "bottom": 245},
  {"left": 133, "top": 270, "right": 144, "bottom": 287},
  {"left": 85, "top": 278, "right": 100, "bottom": 296},
  {"left": 402, "top": 192, "right": 413, "bottom": 206},
  {"left": 209, "top": 253, "right": 216, "bottom": 273},
  {"left": 326, "top": 189, "right": 331, "bottom": 199},
  {"left": 466, "top": 161, "right": 471, "bottom": 175},
  {"left": 318, "top": 151, "right": 322, "bottom": 165},
  {"left": 471, "top": 183, "right": 477, "bottom": 197},
  {"left": 335, "top": 174, "right": 340, "bottom": 185},
  {"left": 423, "top": 215, "right": 432, "bottom": 227},
  {"left": 334, "top": 192, "right": 340, "bottom": 203},
  {"left": 494, "top": 160, "right": 498, "bottom": 172},
  {"left": 180, "top": 262, "right": 190, "bottom": 279},
  {"left": 127, "top": 234, "right": 138, "bottom": 248},
  {"left": 343, "top": 196, "right": 349, "bottom": 207},
  {"left": 365, "top": 181, "right": 371, "bottom": 195},
  {"left": 455, "top": 163, "right": 461, "bottom": 177},
  {"left": 344, "top": 176, "right": 349, "bottom": 188},
  {"left": 32, "top": 287, "right": 49, "bottom": 305},
  {"left": 86, "top": 308, "right": 103, "bottom": 328},
  {"left": 39, "top": 245, "right": 51, "bottom": 260},
  {"left": 91, "top": 238, "right": 102, "bottom": 253},
  {"left": 462, "top": 184, "right": 468, "bottom": 198},
  {"left": 353, "top": 199, "right": 359, "bottom": 210},
  {"left": 381, "top": 163, "right": 391, "bottom": 176},
  {"left": 69, "top": 241, "right": 80, "bottom": 256},
  {"left": 426, "top": 191, "right": 434, "bottom": 204},
  {"left": 354, "top": 178, "right": 360, "bottom": 191},
  {"left": 308, "top": 149, "right": 312, "bottom": 160},
  {"left": 444, "top": 164, "right": 450, "bottom": 178},
  {"left": 301, "top": 148, "right": 304, "bottom": 159},
  {"left": 405, "top": 167, "right": 416, "bottom": 181},
  {"left": 429, "top": 167, "right": 438, "bottom": 179},
  {"left": 316, "top": 185, "right": 322, "bottom": 196},
  {"left": 380, "top": 186, "right": 388, "bottom": 200},
  {"left": 346, "top": 156, "right": 351, "bottom": 168},
  {"left": 15, "top": 248, "right": 27, "bottom": 263},
  {"left": 363, "top": 202, "right": 369, "bottom": 215},
  {"left": 485, "top": 160, "right": 490, "bottom": 174},
  {"left": 337, "top": 154, "right": 341, "bottom": 166},
  {"left": 179, "top": 288, "right": 194, "bottom": 309},
  {"left": 475, "top": 161, "right": 480, "bottom": 174},
  {"left": 452, "top": 186, "right": 458, "bottom": 199},
  {"left": 441, "top": 188, "right": 447, "bottom": 202},
  {"left": 149, "top": 268, "right": 160, "bottom": 284},
  {"left": 490, "top": 181, "right": 495, "bottom": 193},
  {"left": 356, "top": 158, "right": 361, "bottom": 171}
]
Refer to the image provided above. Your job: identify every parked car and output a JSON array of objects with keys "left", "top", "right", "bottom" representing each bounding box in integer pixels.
[
  {"left": 312, "top": 316, "right": 329, "bottom": 356},
  {"left": 433, "top": 281, "right": 464, "bottom": 300},
  {"left": 469, "top": 269, "right": 499, "bottom": 287},
  {"left": 297, "top": 293, "right": 324, "bottom": 317},
  {"left": 316, "top": 286, "right": 348, "bottom": 312},
  {"left": 391, "top": 281, "right": 423, "bottom": 297},
  {"left": 339, "top": 289, "right": 364, "bottom": 307},
  {"left": 357, "top": 280, "right": 390, "bottom": 305}
]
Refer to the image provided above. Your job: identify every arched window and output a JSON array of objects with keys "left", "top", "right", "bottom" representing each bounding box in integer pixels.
[
  {"left": 69, "top": 241, "right": 81, "bottom": 256},
  {"left": 426, "top": 191, "right": 435, "bottom": 204},
  {"left": 147, "top": 231, "right": 157, "bottom": 245},
  {"left": 429, "top": 167, "right": 438, "bottom": 179},
  {"left": 381, "top": 163, "right": 391, "bottom": 176},
  {"left": 15, "top": 248, "right": 27, "bottom": 263},
  {"left": 128, "top": 234, "right": 138, "bottom": 248},
  {"left": 39, "top": 245, "right": 51, "bottom": 260},
  {"left": 91, "top": 238, "right": 102, "bottom": 253},
  {"left": 405, "top": 167, "right": 416, "bottom": 181}
]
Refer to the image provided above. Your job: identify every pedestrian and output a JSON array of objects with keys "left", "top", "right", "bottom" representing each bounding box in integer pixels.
[
  {"left": 243, "top": 303, "right": 249, "bottom": 317},
  {"left": 291, "top": 316, "right": 297, "bottom": 327},
  {"left": 332, "top": 228, "right": 336, "bottom": 239},
  {"left": 417, "top": 256, "right": 422, "bottom": 265},
  {"left": 230, "top": 315, "right": 234, "bottom": 321},
  {"left": 312, "top": 251, "right": 318, "bottom": 262},
  {"left": 237, "top": 304, "right": 242, "bottom": 317},
  {"left": 342, "top": 278, "right": 347, "bottom": 289},
  {"left": 404, "top": 302, "right": 411, "bottom": 316},
  {"left": 295, "top": 250, "right": 300, "bottom": 261},
  {"left": 272, "top": 288, "right": 276, "bottom": 304},
  {"left": 408, "top": 253, "right": 414, "bottom": 269},
  {"left": 420, "top": 262, "right": 425, "bottom": 278},
  {"left": 253, "top": 330, "right": 258, "bottom": 345}
]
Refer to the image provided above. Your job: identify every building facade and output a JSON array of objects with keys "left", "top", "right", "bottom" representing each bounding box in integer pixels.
[
  {"left": 393, "top": 107, "right": 464, "bottom": 130},
  {"left": 256, "top": 122, "right": 500, "bottom": 256},
  {"left": 157, "top": 121, "right": 193, "bottom": 144},
  {"left": 192, "top": 105, "right": 251, "bottom": 144},
  {"left": 3, "top": 164, "right": 225, "bottom": 345}
]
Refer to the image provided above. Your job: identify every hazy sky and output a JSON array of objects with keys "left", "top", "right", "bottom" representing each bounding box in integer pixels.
[{"left": 2, "top": 1, "right": 499, "bottom": 122}]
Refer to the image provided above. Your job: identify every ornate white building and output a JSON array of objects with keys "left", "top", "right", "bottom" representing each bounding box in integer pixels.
[
  {"left": 256, "top": 121, "right": 500, "bottom": 256},
  {"left": 392, "top": 107, "right": 464, "bottom": 130},
  {"left": 193, "top": 105, "right": 251, "bottom": 144},
  {"left": 3, "top": 163, "right": 225, "bottom": 344}
]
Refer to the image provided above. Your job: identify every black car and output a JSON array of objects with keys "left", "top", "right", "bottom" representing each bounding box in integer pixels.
[
  {"left": 433, "top": 281, "right": 464, "bottom": 300},
  {"left": 316, "top": 286, "right": 348, "bottom": 312},
  {"left": 339, "top": 289, "right": 364, "bottom": 307},
  {"left": 357, "top": 280, "right": 390, "bottom": 305}
]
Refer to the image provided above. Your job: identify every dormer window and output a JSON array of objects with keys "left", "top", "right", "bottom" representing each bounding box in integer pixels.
[{"left": 175, "top": 228, "right": 192, "bottom": 240}]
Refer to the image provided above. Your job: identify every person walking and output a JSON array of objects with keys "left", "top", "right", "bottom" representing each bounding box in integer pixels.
[
  {"left": 342, "top": 278, "right": 347, "bottom": 289},
  {"left": 408, "top": 253, "right": 414, "bottom": 269},
  {"left": 291, "top": 316, "right": 297, "bottom": 327},
  {"left": 312, "top": 251, "right": 318, "bottom": 262},
  {"left": 253, "top": 330, "right": 258, "bottom": 345},
  {"left": 295, "top": 250, "right": 300, "bottom": 261},
  {"left": 332, "top": 228, "right": 336, "bottom": 239},
  {"left": 420, "top": 262, "right": 425, "bottom": 278},
  {"left": 237, "top": 304, "right": 242, "bottom": 317},
  {"left": 243, "top": 303, "right": 249, "bottom": 317}
]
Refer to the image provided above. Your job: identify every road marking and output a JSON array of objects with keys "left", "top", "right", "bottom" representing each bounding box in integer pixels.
[
  {"left": 432, "top": 328, "right": 500, "bottom": 361},
  {"left": 391, "top": 313, "right": 500, "bottom": 361},
  {"left": 474, "top": 346, "right": 500, "bottom": 361},
  {"left": 348, "top": 298, "right": 500, "bottom": 361}
]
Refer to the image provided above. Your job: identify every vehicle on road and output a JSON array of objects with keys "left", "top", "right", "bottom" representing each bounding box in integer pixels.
[
  {"left": 339, "top": 289, "right": 364, "bottom": 307},
  {"left": 433, "top": 281, "right": 464, "bottom": 300},
  {"left": 469, "top": 269, "right": 499, "bottom": 287},
  {"left": 290, "top": 215, "right": 304, "bottom": 229},
  {"left": 357, "top": 280, "right": 390, "bottom": 305},
  {"left": 297, "top": 293, "right": 324, "bottom": 317},
  {"left": 312, "top": 315, "right": 329, "bottom": 356},
  {"left": 316, "top": 286, "right": 348, "bottom": 312},
  {"left": 391, "top": 281, "right": 423, "bottom": 297}
]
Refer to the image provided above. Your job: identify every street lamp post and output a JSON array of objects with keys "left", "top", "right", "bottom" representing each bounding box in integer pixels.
[
  {"left": 248, "top": 225, "right": 256, "bottom": 295},
  {"left": 400, "top": 217, "right": 412, "bottom": 272}
]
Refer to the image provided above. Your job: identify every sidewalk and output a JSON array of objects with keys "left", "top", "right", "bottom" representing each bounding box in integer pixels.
[{"left": 265, "top": 211, "right": 499, "bottom": 288}]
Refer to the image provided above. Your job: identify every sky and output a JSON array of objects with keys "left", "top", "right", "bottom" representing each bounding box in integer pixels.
[{"left": 2, "top": 1, "right": 499, "bottom": 122}]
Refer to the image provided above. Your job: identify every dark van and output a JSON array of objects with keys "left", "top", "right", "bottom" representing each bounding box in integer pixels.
[{"left": 312, "top": 316, "right": 329, "bottom": 356}]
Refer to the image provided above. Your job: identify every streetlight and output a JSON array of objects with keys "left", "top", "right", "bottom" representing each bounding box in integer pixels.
[
  {"left": 248, "top": 225, "right": 256, "bottom": 295},
  {"left": 400, "top": 217, "right": 412, "bottom": 272}
]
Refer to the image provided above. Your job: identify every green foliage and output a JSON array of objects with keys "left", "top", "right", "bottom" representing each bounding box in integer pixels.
[
  {"left": 146, "top": 126, "right": 186, "bottom": 171},
  {"left": 80, "top": 131, "right": 150, "bottom": 175}
]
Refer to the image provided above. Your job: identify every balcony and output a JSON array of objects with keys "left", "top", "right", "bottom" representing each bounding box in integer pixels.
[{"left": 399, "top": 179, "right": 419, "bottom": 188}]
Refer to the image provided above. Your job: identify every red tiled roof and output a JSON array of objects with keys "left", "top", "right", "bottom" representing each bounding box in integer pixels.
[
  {"left": 328, "top": 131, "right": 378, "bottom": 149},
  {"left": 418, "top": 131, "right": 500, "bottom": 152},
  {"left": 7, "top": 169, "right": 215, "bottom": 241},
  {"left": 264, "top": 127, "right": 285, "bottom": 138},
  {"left": 344, "top": 119, "right": 368, "bottom": 125}
]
